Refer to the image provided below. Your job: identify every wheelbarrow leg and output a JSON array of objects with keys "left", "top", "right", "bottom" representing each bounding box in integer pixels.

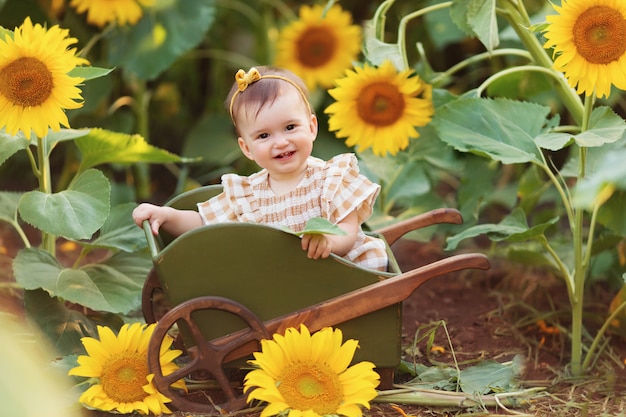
[{"left": 377, "top": 367, "right": 395, "bottom": 390}]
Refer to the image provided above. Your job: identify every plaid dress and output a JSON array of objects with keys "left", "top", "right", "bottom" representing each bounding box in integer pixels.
[{"left": 197, "top": 153, "right": 388, "bottom": 271}]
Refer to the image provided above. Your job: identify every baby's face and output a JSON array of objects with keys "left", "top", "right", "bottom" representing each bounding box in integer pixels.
[{"left": 236, "top": 87, "right": 318, "bottom": 181}]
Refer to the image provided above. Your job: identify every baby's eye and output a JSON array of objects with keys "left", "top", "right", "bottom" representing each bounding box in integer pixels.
[
  {"left": 258, "top": 133, "right": 269, "bottom": 139},
  {"left": 285, "top": 124, "right": 296, "bottom": 131}
]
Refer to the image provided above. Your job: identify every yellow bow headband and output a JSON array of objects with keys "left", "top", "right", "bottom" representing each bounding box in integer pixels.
[{"left": 229, "top": 67, "right": 311, "bottom": 121}]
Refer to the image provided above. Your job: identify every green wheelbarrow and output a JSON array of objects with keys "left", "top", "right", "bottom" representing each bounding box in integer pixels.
[{"left": 140, "top": 185, "right": 490, "bottom": 413}]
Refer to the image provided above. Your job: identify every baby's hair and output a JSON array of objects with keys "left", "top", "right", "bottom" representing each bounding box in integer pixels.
[{"left": 225, "top": 66, "right": 312, "bottom": 132}]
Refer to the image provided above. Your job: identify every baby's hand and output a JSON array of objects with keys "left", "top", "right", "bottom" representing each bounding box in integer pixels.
[
  {"left": 132, "top": 203, "right": 168, "bottom": 235},
  {"left": 301, "top": 233, "right": 332, "bottom": 259}
]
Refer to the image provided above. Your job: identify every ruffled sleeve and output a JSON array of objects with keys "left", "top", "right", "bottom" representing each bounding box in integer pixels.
[
  {"left": 320, "top": 153, "right": 380, "bottom": 224},
  {"left": 197, "top": 174, "right": 259, "bottom": 224}
]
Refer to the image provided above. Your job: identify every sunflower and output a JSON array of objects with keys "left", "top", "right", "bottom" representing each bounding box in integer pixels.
[
  {"left": 324, "top": 60, "right": 434, "bottom": 157},
  {"left": 543, "top": 0, "right": 626, "bottom": 99},
  {"left": 275, "top": 4, "right": 362, "bottom": 91},
  {"left": 243, "top": 324, "right": 380, "bottom": 417},
  {"left": 68, "top": 322, "right": 186, "bottom": 415},
  {"left": 0, "top": 17, "right": 87, "bottom": 139},
  {"left": 69, "top": 0, "right": 155, "bottom": 28}
]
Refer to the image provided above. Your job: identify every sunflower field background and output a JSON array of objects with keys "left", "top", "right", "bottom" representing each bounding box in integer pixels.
[{"left": 2, "top": 0, "right": 626, "bottom": 415}]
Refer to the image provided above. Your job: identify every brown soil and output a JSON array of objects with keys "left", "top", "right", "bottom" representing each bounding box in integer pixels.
[{"left": 1, "top": 224, "right": 625, "bottom": 416}]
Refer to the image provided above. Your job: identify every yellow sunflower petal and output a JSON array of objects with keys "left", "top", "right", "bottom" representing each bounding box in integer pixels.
[
  {"left": 325, "top": 60, "right": 433, "bottom": 156},
  {"left": 0, "top": 17, "right": 85, "bottom": 138},
  {"left": 243, "top": 325, "right": 379, "bottom": 417},
  {"left": 279, "top": 327, "right": 300, "bottom": 365},
  {"left": 308, "top": 326, "right": 334, "bottom": 363},
  {"left": 261, "top": 401, "right": 291, "bottom": 417},
  {"left": 69, "top": 356, "right": 103, "bottom": 377},
  {"left": 275, "top": 4, "right": 362, "bottom": 90},
  {"left": 79, "top": 336, "right": 109, "bottom": 362},
  {"left": 290, "top": 324, "right": 312, "bottom": 363},
  {"left": 69, "top": 0, "right": 150, "bottom": 28},
  {"left": 543, "top": 0, "right": 626, "bottom": 98},
  {"left": 327, "top": 337, "right": 358, "bottom": 373},
  {"left": 98, "top": 325, "right": 124, "bottom": 353},
  {"left": 250, "top": 338, "right": 287, "bottom": 379},
  {"left": 68, "top": 322, "right": 185, "bottom": 415}
]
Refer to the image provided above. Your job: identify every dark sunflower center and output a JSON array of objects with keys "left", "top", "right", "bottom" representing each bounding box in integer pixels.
[
  {"left": 357, "top": 81, "right": 405, "bottom": 127},
  {"left": 297, "top": 27, "right": 337, "bottom": 68},
  {"left": 573, "top": 5, "right": 626, "bottom": 64},
  {"left": 0, "top": 57, "right": 53, "bottom": 107},
  {"left": 278, "top": 361, "right": 343, "bottom": 415},
  {"left": 100, "top": 352, "right": 150, "bottom": 404}
]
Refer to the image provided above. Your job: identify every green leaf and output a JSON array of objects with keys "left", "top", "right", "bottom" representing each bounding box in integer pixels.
[
  {"left": 84, "top": 203, "right": 148, "bottom": 252},
  {"left": 424, "top": 0, "right": 466, "bottom": 49},
  {"left": 416, "top": 366, "right": 459, "bottom": 391},
  {"left": 432, "top": 97, "right": 550, "bottom": 164},
  {"left": 517, "top": 164, "right": 552, "bottom": 213},
  {"left": 450, "top": 0, "right": 472, "bottom": 34},
  {"left": 362, "top": 36, "right": 405, "bottom": 70},
  {"left": 183, "top": 114, "right": 240, "bottom": 163},
  {"left": 358, "top": 151, "right": 432, "bottom": 203},
  {"left": 75, "top": 128, "right": 192, "bottom": 173},
  {"left": 383, "top": 162, "right": 431, "bottom": 208},
  {"left": 575, "top": 106, "right": 626, "bottom": 147},
  {"left": 68, "top": 66, "right": 114, "bottom": 80},
  {"left": 2, "top": 128, "right": 90, "bottom": 160},
  {"left": 18, "top": 169, "right": 110, "bottom": 240},
  {"left": 44, "top": 128, "right": 91, "bottom": 153},
  {"left": 0, "top": 191, "right": 21, "bottom": 224},
  {"left": 486, "top": 70, "right": 555, "bottom": 103},
  {"left": 445, "top": 208, "right": 558, "bottom": 250},
  {"left": 597, "top": 191, "right": 626, "bottom": 236},
  {"left": 459, "top": 355, "right": 523, "bottom": 394},
  {"left": 536, "top": 106, "right": 626, "bottom": 150},
  {"left": 106, "top": 0, "right": 216, "bottom": 80},
  {"left": 533, "top": 132, "right": 575, "bottom": 151},
  {"left": 23, "top": 289, "right": 98, "bottom": 357},
  {"left": 288, "top": 218, "right": 347, "bottom": 236},
  {"left": 507, "top": 247, "right": 560, "bottom": 270},
  {"left": 15, "top": 248, "right": 151, "bottom": 314},
  {"left": 451, "top": 0, "right": 499, "bottom": 52},
  {"left": 80, "top": 251, "right": 153, "bottom": 313},
  {"left": 361, "top": 1, "right": 405, "bottom": 69},
  {"left": 0, "top": 25, "right": 9, "bottom": 39},
  {"left": 573, "top": 148, "right": 626, "bottom": 209},
  {"left": 0, "top": 128, "right": 29, "bottom": 166}
]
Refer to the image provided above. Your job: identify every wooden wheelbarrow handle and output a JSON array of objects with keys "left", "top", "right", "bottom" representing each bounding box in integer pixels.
[
  {"left": 214, "top": 252, "right": 489, "bottom": 363},
  {"left": 374, "top": 208, "right": 463, "bottom": 246},
  {"left": 142, "top": 220, "right": 161, "bottom": 259}
]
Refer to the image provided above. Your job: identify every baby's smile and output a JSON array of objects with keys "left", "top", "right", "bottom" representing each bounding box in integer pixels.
[{"left": 275, "top": 151, "right": 295, "bottom": 159}]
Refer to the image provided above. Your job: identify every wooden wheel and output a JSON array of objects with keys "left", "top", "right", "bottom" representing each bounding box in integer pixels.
[{"left": 147, "top": 296, "right": 270, "bottom": 413}]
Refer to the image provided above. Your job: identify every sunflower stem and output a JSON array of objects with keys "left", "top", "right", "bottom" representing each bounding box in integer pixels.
[
  {"left": 429, "top": 48, "right": 532, "bottom": 86},
  {"left": 538, "top": 235, "right": 575, "bottom": 305},
  {"left": 475, "top": 65, "right": 567, "bottom": 97},
  {"left": 582, "top": 299, "right": 626, "bottom": 373},
  {"left": 569, "top": 93, "right": 596, "bottom": 377},
  {"left": 36, "top": 135, "right": 56, "bottom": 255},
  {"left": 372, "top": 0, "right": 395, "bottom": 40},
  {"left": 77, "top": 23, "right": 114, "bottom": 58},
  {"left": 131, "top": 79, "right": 153, "bottom": 200},
  {"left": 258, "top": 0, "right": 297, "bottom": 21},
  {"left": 499, "top": 0, "right": 584, "bottom": 124},
  {"left": 397, "top": 2, "right": 452, "bottom": 69}
]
